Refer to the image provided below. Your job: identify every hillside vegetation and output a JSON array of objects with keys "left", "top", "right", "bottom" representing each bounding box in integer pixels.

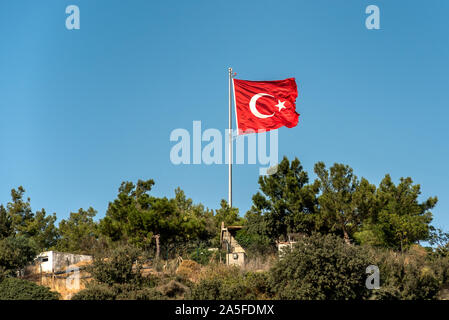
[{"left": 1, "top": 157, "right": 448, "bottom": 300}]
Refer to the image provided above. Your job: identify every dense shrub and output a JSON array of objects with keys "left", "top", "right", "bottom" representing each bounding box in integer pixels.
[
  {"left": 191, "top": 277, "right": 251, "bottom": 300},
  {"left": 245, "top": 271, "right": 270, "bottom": 298},
  {"left": 190, "top": 264, "right": 269, "bottom": 300},
  {"left": 73, "top": 243, "right": 165, "bottom": 300},
  {"left": 87, "top": 244, "right": 146, "bottom": 286},
  {"left": 0, "top": 277, "right": 60, "bottom": 300},
  {"left": 72, "top": 283, "right": 162, "bottom": 300},
  {"left": 0, "top": 236, "right": 37, "bottom": 277},
  {"left": 371, "top": 247, "right": 448, "bottom": 300},
  {"left": 268, "top": 233, "right": 372, "bottom": 300},
  {"left": 71, "top": 283, "right": 116, "bottom": 300}
]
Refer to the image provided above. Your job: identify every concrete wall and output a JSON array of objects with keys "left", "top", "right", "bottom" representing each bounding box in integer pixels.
[
  {"left": 226, "top": 252, "right": 246, "bottom": 266},
  {"left": 36, "top": 251, "right": 92, "bottom": 273}
]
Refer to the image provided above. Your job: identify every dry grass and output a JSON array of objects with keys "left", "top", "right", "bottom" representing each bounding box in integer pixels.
[{"left": 176, "top": 259, "right": 202, "bottom": 283}]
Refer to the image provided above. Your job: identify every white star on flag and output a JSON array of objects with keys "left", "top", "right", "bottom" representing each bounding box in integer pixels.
[{"left": 275, "top": 100, "right": 286, "bottom": 112}]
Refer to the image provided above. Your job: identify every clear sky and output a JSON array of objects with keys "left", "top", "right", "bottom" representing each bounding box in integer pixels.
[{"left": 0, "top": 0, "right": 448, "bottom": 231}]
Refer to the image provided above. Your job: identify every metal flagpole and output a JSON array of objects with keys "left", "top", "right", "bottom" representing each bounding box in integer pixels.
[{"left": 228, "top": 67, "right": 233, "bottom": 208}]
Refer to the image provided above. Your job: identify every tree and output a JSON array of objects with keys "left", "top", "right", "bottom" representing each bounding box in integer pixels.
[
  {"left": 0, "top": 236, "right": 37, "bottom": 277},
  {"left": 56, "top": 207, "right": 100, "bottom": 254},
  {"left": 4, "top": 187, "right": 58, "bottom": 251},
  {"left": 100, "top": 180, "right": 213, "bottom": 248},
  {"left": 428, "top": 228, "right": 449, "bottom": 257},
  {"left": 25, "top": 208, "right": 58, "bottom": 251},
  {"left": 173, "top": 188, "right": 214, "bottom": 242},
  {"left": 246, "top": 157, "right": 319, "bottom": 242},
  {"left": 373, "top": 175, "right": 436, "bottom": 251},
  {"left": 100, "top": 179, "right": 158, "bottom": 246},
  {"left": 0, "top": 205, "right": 12, "bottom": 239},
  {"left": 214, "top": 199, "right": 241, "bottom": 229},
  {"left": 314, "top": 162, "right": 376, "bottom": 244}
]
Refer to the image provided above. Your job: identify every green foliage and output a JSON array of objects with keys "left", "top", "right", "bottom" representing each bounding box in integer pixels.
[
  {"left": 244, "top": 157, "right": 437, "bottom": 251},
  {"left": 214, "top": 199, "right": 242, "bottom": 228},
  {"left": 72, "top": 283, "right": 162, "bottom": 300},
  {"left": 269, "top": 233, "right": 371, "bottom": 300},
  {"left": 246, "top": 157, "right": 319, "bottom": 241},
  {"left": 371, "top": 247, "right": 447, "bottom": 300},
  {"left": 190, "top": 265, "right": 269, "bottom": 300},
  {"left": 74, "top": 243, "right": 166, "bottom": 300},
  {"left": 0, "top": 205, "right": 12, "bottom": 238},
  {"left": 373, "top": 175, "right": 436, "bottom": 251},
  {"left": 2, "top": 187, "right": 58, "bottom": 251},
  {"left": 234, "top": 228, "right": 274, "bottom": 257},
  {"left": 428, "top": 228, "right": 449, "bottom": 257},
  {"left": 173, "top": 188, "right": 215, "bottom": 243},
  {"left": 0, "top": 160, "right": 445, "bottom": 300},
  {"left": 99, "top": 181, "right": 213, "bottom": 247},
  {"left": 71, "top": 283, "right": 116, "bottom": 300},
  {"left": 0, "top": 277, "right": 60, "bottom": 300},
  {"left": 243, "top": 157, "right": 417, "bottom": 254},
  {"left": 314, "top": 162, "right": 376, "bottom": 244},
  {"left": 0, "top": 236, "right": 37, "bottom": 276},
  {"left": 56, "top": 207, "right": 101, "bottom": 254},
  {"left": 88, "top": 244, "right": 147, "bottom": 286},
  {"left": 189, "top": 245, "right": 213, "bottom": 265},
  {"left": 245, "top": 271, "right": 271, "bottom": 297}
]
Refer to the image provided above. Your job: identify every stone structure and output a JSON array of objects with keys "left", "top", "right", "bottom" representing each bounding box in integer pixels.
[
  {"left": 220, "top": 222, "right": 246, "bottom": 267},
  {"left": 36, "top": 251, "right": 92, "bottom": 273}
]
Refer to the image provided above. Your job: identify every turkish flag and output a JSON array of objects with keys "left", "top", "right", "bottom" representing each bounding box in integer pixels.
[{"left": 233, "top": 78, "right": 299, "bottom": 134}]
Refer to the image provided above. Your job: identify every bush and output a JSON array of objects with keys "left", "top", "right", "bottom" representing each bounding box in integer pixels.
[
  {"left": 157, "top": 280, "right": 190, "bottom": 299},
  {"left": 372, "top": 248, "right": 446, "bottom": 300},
  {"left": 268, "top": 233, "right": 372, "bottom": 300},
  {"left": 190, "top": 264, "right": 269, "bottom": 300},
  {"left": 245, "top": 271, "right": 270, "bottom": 298},
  {"left": 71, "top": 283, "right": 116, "bottom": 300},
  {"left": 73, "top": 243, "right": 165, "bottom": 300},
  {"left": 72, "top": 283, "right": 163, "bottom": 300},
  {"left": 191, "top": 277, "right": 250, "bottom": 300},
  {"left": 0, "top": 277, "right": 60, "bottom": 300},
  {"left": 88, "top": 244, "right": 145, "bottom": 286}
]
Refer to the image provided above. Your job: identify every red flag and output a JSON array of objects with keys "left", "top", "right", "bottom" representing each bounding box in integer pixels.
[{"left": 233, "top": 78, "right": 299, "bottom": 134}]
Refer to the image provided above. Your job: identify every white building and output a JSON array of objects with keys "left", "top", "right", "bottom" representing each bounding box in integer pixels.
[
  {"left": 277, "top": 241, "right": 297, "bottom": 258},
  {"left": 36, "top": 251, "right": 92, "bottom": 273}
]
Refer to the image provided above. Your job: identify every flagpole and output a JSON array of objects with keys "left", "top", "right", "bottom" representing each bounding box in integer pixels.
[{"left": 228, "top": 67, "right": 233, "bottom": 208}]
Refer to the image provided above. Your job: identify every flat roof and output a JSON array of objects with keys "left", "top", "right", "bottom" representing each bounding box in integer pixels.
[{"left": 226, "top": 225, "right": 243, "bottom": 230}]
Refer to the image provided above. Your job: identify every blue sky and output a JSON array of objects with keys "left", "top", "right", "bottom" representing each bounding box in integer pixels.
[{"left": 0, "top": 0, "right": 448, "bottom": 231}]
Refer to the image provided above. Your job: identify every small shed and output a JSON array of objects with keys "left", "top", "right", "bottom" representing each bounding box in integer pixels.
[
  {"left": 36, "top": 251, "right": 92, "bottom": 273},
  {"left": 220, "top": 222, "right": 246, "bottom": 267},
  {"left": 277, "top": 233, "right": 305, "bottom": 258}
]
